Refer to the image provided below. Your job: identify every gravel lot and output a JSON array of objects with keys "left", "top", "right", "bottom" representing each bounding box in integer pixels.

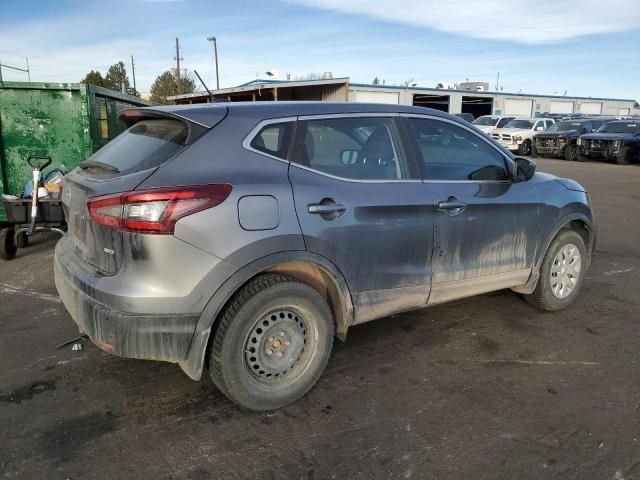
[{"left": 1, "top": 158, "right": 639, "bottom": 480}]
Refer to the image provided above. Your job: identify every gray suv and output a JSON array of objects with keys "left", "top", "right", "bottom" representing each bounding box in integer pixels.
[{"left": 54, "top": 102, "right": 596, "bottom": 410}]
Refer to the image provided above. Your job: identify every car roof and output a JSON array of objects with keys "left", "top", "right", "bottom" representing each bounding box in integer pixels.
[{"left": 137, "top": 101, "right": 465, "bottom": 128}]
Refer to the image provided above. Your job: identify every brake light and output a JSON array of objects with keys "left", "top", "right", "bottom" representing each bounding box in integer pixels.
[{"left": 87, "top": 184, "right": 232, "bottom": 234}]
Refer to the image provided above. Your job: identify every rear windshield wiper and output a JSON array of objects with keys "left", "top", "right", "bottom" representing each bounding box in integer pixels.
[{"left": 79, "top": 159, "right": 120, "bottom": 173}]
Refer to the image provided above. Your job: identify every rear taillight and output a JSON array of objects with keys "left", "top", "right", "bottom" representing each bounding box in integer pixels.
[{"left": 87, "top": 184, "right": 232, "bottom": 234}]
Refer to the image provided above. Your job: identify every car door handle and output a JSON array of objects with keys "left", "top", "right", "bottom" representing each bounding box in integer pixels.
[
  {"left": 308, "top": 203, "right": 346, "bottom": 214},
  {"left": 437, "top": 198, "right": 467, "bottom": 215}
]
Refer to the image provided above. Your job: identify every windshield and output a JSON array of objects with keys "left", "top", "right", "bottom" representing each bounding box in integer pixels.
[
  {"left": 505, "top": 120, "right": 534, "bottom": 129},
  {"left": 81, "top": 119, "right": 188, "bottom": 175},
  {"left": 596, "top": 122, "right": 638, "bottom": 134},
  {"left": 547, "top": 121, "right": 582, "bottom": 132},
  {"left": 473, "top": 116, "right": 498, "bottom": 126}
]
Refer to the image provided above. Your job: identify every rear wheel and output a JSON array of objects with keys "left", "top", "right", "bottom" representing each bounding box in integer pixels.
[
  {"left": 0, "top": 228, "right": 17, "bottom": 260},
  {"left": 524, "top": 229, "right": 587, "bottom": 311},
  {"left": 616, "top": 146, "right": 633, "bottom": 165},
  {"left": 209, "top": 274, "right": 334, "bottom": 410}
]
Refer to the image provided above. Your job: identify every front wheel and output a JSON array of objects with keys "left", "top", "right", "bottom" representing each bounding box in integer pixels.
[
  {"left": 518, "top": 140, "right": 532, "bottom": 156},
  {"left": 616, "top": 146, "right": 633, "bottom": 165},
  {"left": 564, "top": 144, "right": 578, "bottom": 161},
  {"left": 209, "top": 274, "right": 334, "bottom": 410},
  {"left": 524, "top": 229, "right": 587, "bottom": 311}
]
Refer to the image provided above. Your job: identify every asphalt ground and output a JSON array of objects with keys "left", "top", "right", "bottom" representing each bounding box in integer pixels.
[{"left": 0, "top": 157, "right": 639, "bottom": 479}]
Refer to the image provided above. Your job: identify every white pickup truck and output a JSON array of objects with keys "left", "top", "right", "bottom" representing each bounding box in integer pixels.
[
  {"left": 472, "top": 115, "right": 517, "bottom": 133},
  {"left": 490, "top": 118, "right": 555, "bottom": 156}
]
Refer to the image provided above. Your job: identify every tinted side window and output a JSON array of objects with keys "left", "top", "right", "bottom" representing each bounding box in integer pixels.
[
  {"left": 591, "top": 120, "right": 603, "bottom": 130},
  {"left": 250, "top": 122, "right": 293, "bottom": 159},
  {"left": 497, "top": 117, "right": 512, "bottom": 128},
  {"left": 407, "top": 118, "right": 510, "bottom": 181},
  {"left": 292, "top": 117, "right": 410, "bottom": 180}
]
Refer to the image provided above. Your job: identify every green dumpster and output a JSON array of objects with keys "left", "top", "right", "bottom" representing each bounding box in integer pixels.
[{"left": 0, "top": 82, "right": 149, "bottom": 223}]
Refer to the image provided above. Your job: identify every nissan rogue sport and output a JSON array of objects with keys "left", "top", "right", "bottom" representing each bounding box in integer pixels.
[{"left": 55, "top": 102, "right": 596, "bottom": 410}]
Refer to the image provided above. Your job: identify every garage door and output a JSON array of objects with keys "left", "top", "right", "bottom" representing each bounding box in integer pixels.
[
  {"left": 549, "top": 100, "right": 574, "bottom": 114},
  {"left": 579, "top": 102, "right": 602, "bottom": 114},
  {"left": 619, "top": 108, "right": 630, "bottom": 115},
  {"left": 354, "top": 90, "right": 399, "bottom": 104},
  {"left": 504, "top": 98, "right": 533, "bottom": 116}
]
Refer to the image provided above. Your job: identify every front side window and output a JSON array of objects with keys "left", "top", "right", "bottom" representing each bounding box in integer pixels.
[
  {"left": 292, "top": 117, "right": 410, "bottom": 180},
  {"left": 250, "top": 122, "right": 294, "bottom": 159},
  {"left": 407, "top": 117, "right": 510, "bottom": 182}
]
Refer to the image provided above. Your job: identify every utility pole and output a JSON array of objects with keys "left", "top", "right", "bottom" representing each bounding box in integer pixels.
[
  {"left": 207, "top": 36, "right": 220, "bottom": 90},
  {"left": 130, "top": 55, "right": 137, "bottom": 95},
  {"left": 495, "top": 72, "right": 500, "bottom": 92},
  {"left": 26, "top": 58, "right": 30, "bottom": 82},
  {"left": 174, "top": 37, "right": 183, "bottom": 94}
]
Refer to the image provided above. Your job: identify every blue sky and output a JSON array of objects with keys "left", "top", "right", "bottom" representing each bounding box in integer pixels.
[{"left": 0, "top": 0, "right": 638, "bottom": 100}]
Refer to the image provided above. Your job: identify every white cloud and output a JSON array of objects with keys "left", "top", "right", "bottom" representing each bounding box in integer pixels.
[{"left": 287, "top": 0, "right": 640, "bottom": 44}]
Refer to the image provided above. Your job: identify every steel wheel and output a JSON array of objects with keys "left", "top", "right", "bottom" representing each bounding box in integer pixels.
[
  {"left": 244, "top": 308, "right": 308, "bottom": 380},
  {"left": 550, "top": 243, "right": 582, "bottom": 299}
]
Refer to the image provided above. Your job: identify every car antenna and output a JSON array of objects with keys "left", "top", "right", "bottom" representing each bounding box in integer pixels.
[{"left": 194, "top": 69, "right": 214, "bottom": 103}]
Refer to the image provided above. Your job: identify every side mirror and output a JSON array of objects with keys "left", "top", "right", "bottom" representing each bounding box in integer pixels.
[
  {"left": 340, "top": 150, "right": 358, "bottom": 165},
  {"left": 514, "top": 157, "right": 536, "bottom": 182},
  {"left": 535, "top": 126, "right": 544, "bottom": 131}
]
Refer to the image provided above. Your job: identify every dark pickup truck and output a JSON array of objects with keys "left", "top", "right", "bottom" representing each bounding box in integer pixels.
[
  {"left": 533, "top": 118, "right": 607, "bottom": 160},
  {"left": 577, "top": 121, "right": 640, "bottom": 165}
]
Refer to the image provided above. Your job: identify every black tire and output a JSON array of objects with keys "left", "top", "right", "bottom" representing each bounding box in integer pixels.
[
  {"left": 564, "top": 144, "right": 577, "bottom": 161},
  {"left": 0, "top": 228, "right": 17, "bottom": 260},
  {"left": 518, "top": 140, "right": 532, "bottom": 156},
  {"left": 16, "top": 231, "right": 29, "bottom": 248},
  {"left": 616, "top": 146, "right": 633, "bottom": 165},
  {"left": 209, "top": 274, "right": 334, "bottom": 410},
  {"left": 524, "top": 229, "right": 587, "bottom": 311},
  {"left": 530, "top": 143, "right": 538, "bottom": 158}
]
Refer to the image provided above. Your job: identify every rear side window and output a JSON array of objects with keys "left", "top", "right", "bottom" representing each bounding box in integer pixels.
[
  {"left": 250, "top": 122, "right": 293, "bottom": 159},
  {"left": 292, "top": 116, "right": 411, "bottom": 180},
  {"left": 82, "top": 119, "right": 188, "bottom": 175},
  {"left": 407, "top": 117, "right": 510, "bottom": 181}
]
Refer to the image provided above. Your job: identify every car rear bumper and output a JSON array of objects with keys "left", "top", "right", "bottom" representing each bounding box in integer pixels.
[
  {"left": 54, "top": 233, "right": 236, "bottom": 364},
  {"left": 55, "top": 241, "right": 199, "bottom": 362}
]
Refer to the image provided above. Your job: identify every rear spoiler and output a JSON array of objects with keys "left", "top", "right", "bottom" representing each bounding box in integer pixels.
[{"left": 119, "top": 106, "right": 228, "bottom": 144}]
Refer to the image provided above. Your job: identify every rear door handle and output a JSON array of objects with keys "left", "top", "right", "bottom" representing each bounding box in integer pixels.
[{"left": 308, "top": 204, "right": 346, "bottom": 214}]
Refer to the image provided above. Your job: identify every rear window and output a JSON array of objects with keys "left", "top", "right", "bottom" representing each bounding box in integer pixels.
[{"left": 82, "top": 119, "right": 188, "bottom": 175}]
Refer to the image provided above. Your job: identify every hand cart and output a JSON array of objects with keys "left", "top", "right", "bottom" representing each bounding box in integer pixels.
[{"left": 1, "top": 155, "right": 66, "bottom": 260}]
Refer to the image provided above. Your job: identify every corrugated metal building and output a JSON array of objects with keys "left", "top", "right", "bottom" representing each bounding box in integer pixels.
[{"left": 168, "top": 78, "right": 636, "bottom": 117}]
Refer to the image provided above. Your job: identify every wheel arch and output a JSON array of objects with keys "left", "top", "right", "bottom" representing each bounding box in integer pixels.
[
  {"left": 513, "top": 214, "right": 595, "bottom": 295},
  {"left": 179, "top": 251, "right": 354, "bottom": 381}
]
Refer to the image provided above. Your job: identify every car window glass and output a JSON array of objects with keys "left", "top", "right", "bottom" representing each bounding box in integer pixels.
[
  {"left": 497, "top": 117, "right": 511, "bottom": 128},
  {"left": 250, "top": 122, "right": 294, "bottom": 159},
  {"left": 292, "top": 117, "right": 410, "bottom": 180},
  {"left": 407, "top": 118, "right": 510, "bottom": 181}
]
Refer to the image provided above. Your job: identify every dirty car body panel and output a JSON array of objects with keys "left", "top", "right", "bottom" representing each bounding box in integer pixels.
[{"left": 54, "top": 102, "right": 596, "bottom": 382}]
